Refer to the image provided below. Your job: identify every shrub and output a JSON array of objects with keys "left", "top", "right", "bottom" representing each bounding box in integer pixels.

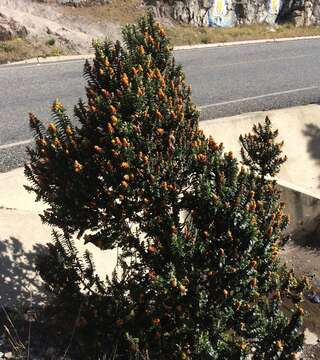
[
  {"left": 25, "top": 13, "right": 308, "bottom": 360},
  {"left": 46, "top": 37, "right": 56, "bottom": 46}
]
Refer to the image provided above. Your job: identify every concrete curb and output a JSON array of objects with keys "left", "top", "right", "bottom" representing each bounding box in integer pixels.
[
  {"left": 174, "top": 35, "right": 320, "bottom": 51},
  {"left": 0, "top": 54, "right": 95, "bottom": 67},
  {"left": 2, "top": 34, "right": 320, "bottom": 67}
]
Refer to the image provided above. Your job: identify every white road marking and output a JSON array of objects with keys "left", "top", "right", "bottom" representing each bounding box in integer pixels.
[
  {"left": 0, "top": 53, "right": 314, "bottom": 73},
  {"left": 0, "top": 86, "right": 318, "bottom": 151},
  {"left": 207, "top": 54, "right": 314, "bottom": 69},
  {"left": 0, "top": 59, "right": 87, "bottom": 72},
  {"left": 0, "top": 139, "right": 32, "bottom": 150},
  {"left": 199, "top": 86, "right": 319, "bottom": 109}
]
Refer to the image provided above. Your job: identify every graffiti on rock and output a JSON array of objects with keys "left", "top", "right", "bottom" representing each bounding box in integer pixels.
[
  {"left": 208, "top": 0, "right": 234, "bottom": 27},
  {"left": 268, "top": 0, "right": 283, "bottom": 23},
  {"left": 208, "top": 0, "right": 283, "bottom": 27}
]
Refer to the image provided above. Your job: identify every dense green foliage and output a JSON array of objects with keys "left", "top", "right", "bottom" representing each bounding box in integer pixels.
[{"left": 26, "top": 14, "right": 307, "bottom": 360}]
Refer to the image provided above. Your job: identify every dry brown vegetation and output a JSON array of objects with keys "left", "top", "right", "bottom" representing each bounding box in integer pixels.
[
  {"left": 166, "top": 23, "right": 320, "bottom": 46},
  {"left": 0, "top": 38, "right": 75, "bottom": 64},
  {"left": 61, "top": 0, "right": 146, "bottom": 25}
]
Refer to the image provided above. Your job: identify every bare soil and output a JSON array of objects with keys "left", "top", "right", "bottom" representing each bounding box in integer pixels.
[{"left": 282, "top": 241, "right": 320, "bottom": 359}]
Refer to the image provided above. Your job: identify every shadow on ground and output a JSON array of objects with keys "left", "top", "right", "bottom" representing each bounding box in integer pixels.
[
  {"left": 290, "top": 218, "right": 320, "bottom": 250},
  {"left": 0, "top": 237, "right": 47, "bottom": 308},
  {"left": 303, "top": 123, "right": 320, "bottom": 164}
]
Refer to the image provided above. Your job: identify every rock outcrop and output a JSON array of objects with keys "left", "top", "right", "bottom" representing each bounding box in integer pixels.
[
  {"left": 57, "top": 0, "right": 111, "bottom": 6},
  {"left": 0, "top": 12, "right": 28, "bottom": 41},
  {"left": 148, "top": 0, "right": 320, "bottom": 27},
  {"left": 33, "top": 0, "right": 111, "bottom": 6},
  {"left": 278, "top": 0, "right": 320, "bottom": 26}
]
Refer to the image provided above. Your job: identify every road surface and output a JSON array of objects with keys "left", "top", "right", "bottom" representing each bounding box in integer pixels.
[{"left": 1, "top": 38, "right": 320, "bottom": 172}]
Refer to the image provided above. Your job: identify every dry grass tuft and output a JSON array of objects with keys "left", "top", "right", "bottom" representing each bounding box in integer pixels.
[
  {"left": 0, "top": 38, "right": 75, "bottom": 64},
  {"left": 166, "top": 23, "right": 320, "bottom": 46},
  {"left": 62, "top": 0, "right": 146, "bottom": 25}
]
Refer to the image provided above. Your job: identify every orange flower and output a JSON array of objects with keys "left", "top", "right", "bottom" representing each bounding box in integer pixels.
[
  {"left": 290, "top": 354, "right": 299, "bottom": 360},
  {"left": 74, "top": 160, "right": 83, "bottom": 173},
  {"left": 66, "top": 127, "right": 73, "bottom": 136},
  {"left": 137, "top": 87, "right": 144, "bottom": 97},
  {"left": 54, "top": 138, "right": 61, "bottom": 147},
  {"left": 52, "top": 99, "right": 63, "bottom": 111},
  {"left": 239, "top": 342, "right": 247, "bottom": 350},
  {"left": 250, "top": 260, "right": 257, "bottom": 268},
  {"left": 94, "top": 145, "right": 103, "bottom": 153},
  {"left": 161, "top": 181, "right": 168, "bottom": 191},
  {"left": 152, "top": 318, "right": 161, "bottom": 326},
  {"left": 179, "top": 284, "right": 187, "bottom": 295},
  {"left": 197, "top": 153, "right": 207, "bottom": 162},
  {"left": 296, "top": 306, "right": 304, "bottom": 316},
  {"left": 121, "top": 180, "right": 128, "bottom": 189},
  {"left": 111, "top": 115, "right": 118, "bottom": 126},
  {"left": 250, "top": 278, "right": 257, "bottom": 288},
  {"left": 121, "top": 162, "right": 129, "bottom": 169},
  {"left": 155, "top": 110, "right": 163, "bottom": 120},
  {"left": 99, "top": 68, "right": 104, "bottom": 76},
  {"left": 106, "top": 123, "right": 114, "bottom": 134},
  {"left": 123, "top": 174, "right": 130, "bottom": 181},
  {"left": 113, "top": 137, "right": 121, "bottom": 145},
  {"left": 121, "top": 73, "right": 129, "bottom": 87},
  {"left": 170, "top": 277, "right": 177, "bottom": 288},
  {"left": 156, "top": 128, "right": 164, "bottom": 136},
  {"left": 36, "top": 138, "right": 47, "bottom": 147},
  {"left": 159, "top": 27, "right": 166, "bottom": 37},
  {"left": 147, "top": 69, "right": 154, "bottom": 79},
  {"left": 275, "top": 340, "right": 283, "bottom": 350},
  {"left": 274, "top": 290, "right": 281, "bottom": 301},
  {"left": 122, "top": 138, "right": 129, "bottom": 147},
  {"left": 109, "top": 105, "right": 117, "bottom": 114},
  {"left": 234, "top": 300, "right": 241, "bottom": 311},
  {"left": 148, "top": 245, "right": 157, "bottom": 254},
  {"left": 101, "top": 89, "right": 110, "bottom": 98},
  {"left": 138, "top": 45, "right": 145, "bottom": 55},
  {"left": 148, "top": 270, "right": 156, "bottom": 280},
  {"left": 154, "top": 68, "right": 161, "bottom": 79},
  {"left": 48, "top": 123, "right": 57, "bottom": 134},
  {"left": 158, "top": 89, "right": 165, "bottom": 99},
  {"left": 180, "top": 352, "right": 187, "bottom": 360}
]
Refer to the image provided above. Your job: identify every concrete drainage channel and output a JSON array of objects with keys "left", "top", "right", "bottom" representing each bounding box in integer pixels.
[{"left": 201, "top": 105, "right": 320, "bottom": 239}]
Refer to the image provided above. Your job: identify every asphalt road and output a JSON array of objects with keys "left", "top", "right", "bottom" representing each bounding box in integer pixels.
[{"left": 1, "top": 38, "right": 320, "bottom": 172}]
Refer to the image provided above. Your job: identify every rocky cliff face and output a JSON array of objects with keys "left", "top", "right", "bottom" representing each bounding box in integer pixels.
[
  {"left": 0, "top": 12, "right": 28, "bottom": 41},
  {"left": 148, "top": 0, "right": 320, "bottom": 27},
  {"left": 278, "top": 0, "right": 320, "bottom": 26},
  {"left": 57, "top": 0, "right": 111, "bottom": 6},
  {"left": 33, "top": 0, "right": 111, "bottom": 6}
]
